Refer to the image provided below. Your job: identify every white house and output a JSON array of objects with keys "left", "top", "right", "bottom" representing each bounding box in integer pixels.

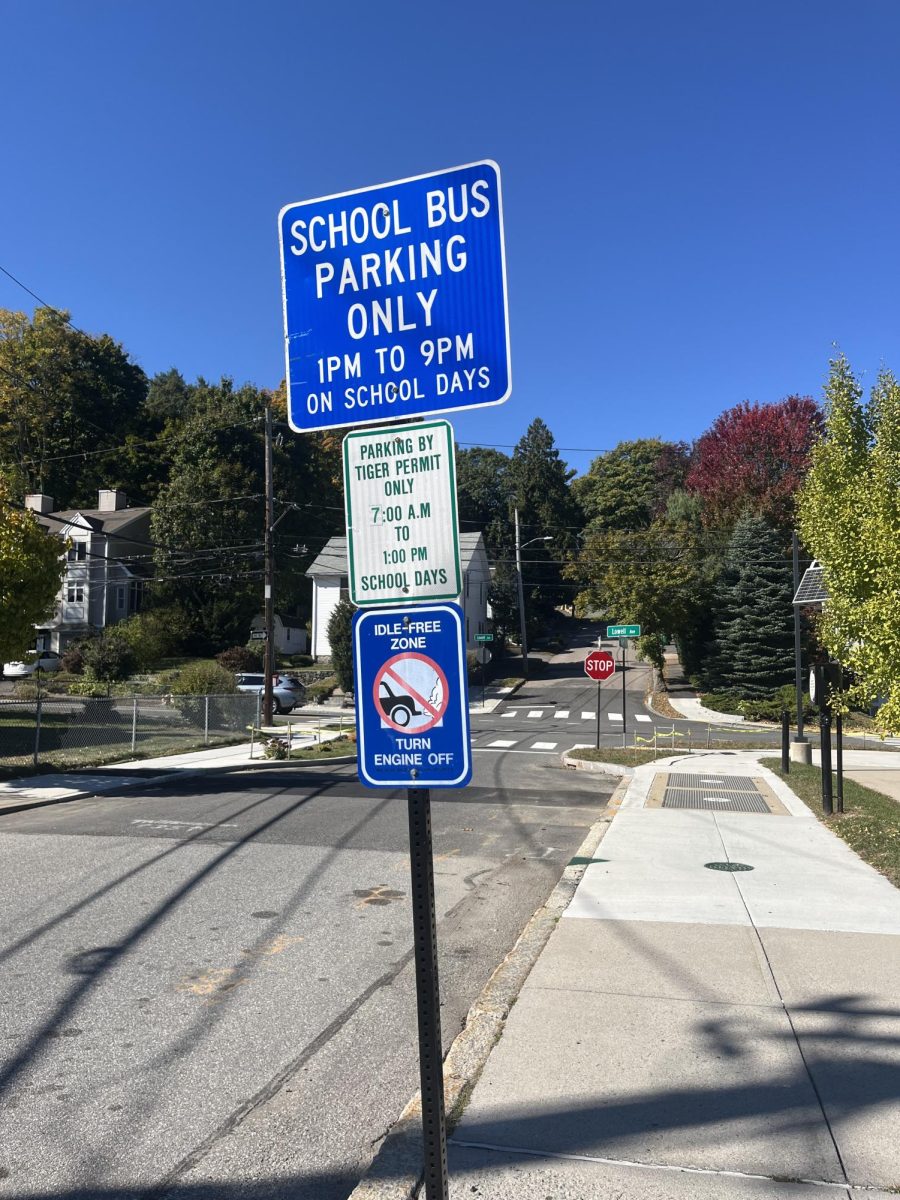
[
  {"left": 306, "top": 532, "right": 491, "bottom": 658},
  {"left": 26, "top": 490, "right": 151, "bottom": 653},
  {"left": 249, "top": 613, "right": 309, "bottom": 655}
]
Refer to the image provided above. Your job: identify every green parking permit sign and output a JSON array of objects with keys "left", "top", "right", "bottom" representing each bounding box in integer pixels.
[
  {"left": 607, "top": 624, "right": 641, "bottom": 639},
  {"left": 343, "top": 418, "right": 461, "bottom": 606}
]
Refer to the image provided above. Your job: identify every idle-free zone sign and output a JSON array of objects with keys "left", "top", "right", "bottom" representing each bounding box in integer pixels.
[{"left": 353, "top": 604, "right": 471, "bottom": 788}]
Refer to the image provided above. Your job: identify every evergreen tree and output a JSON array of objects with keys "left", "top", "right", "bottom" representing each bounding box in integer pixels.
[
  {"left": 327, "top": 599, "right": 355, "bottom": 693},
  {"left": 708, "top": 513, "right": 795, "bottom": 696}
]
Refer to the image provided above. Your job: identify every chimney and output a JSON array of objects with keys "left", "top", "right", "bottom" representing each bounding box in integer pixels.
[
  {"left": 98, "top": 489, "right": 127, "bottom": 512},
  {"left": 25, "top": 494, "right": 55, "bottom": 514}
]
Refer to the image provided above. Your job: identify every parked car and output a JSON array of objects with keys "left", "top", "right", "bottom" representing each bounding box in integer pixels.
[
  {"left": 234, "top": 672, "right": 304, "bottom": 715},
  {"left": 3, "top": 650, "right": 62, "bottom": 677}
]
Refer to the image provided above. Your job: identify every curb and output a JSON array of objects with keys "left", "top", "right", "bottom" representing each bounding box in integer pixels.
[
  {"left": 560, "top": 750, "right": 634, "bottom": 778},
  {"left": 347, "top": 799, "right": 619, "bottom": 1200},
  {"left": 0, "top": 754, "right": 358, "bottom": 817}
]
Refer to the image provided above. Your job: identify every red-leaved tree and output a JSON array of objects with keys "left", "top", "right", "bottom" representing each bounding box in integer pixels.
[{"left": 686, "top": 397, "right": 823, "bottom": 535}]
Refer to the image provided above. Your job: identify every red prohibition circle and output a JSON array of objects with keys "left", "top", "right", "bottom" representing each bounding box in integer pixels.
[{"left": 373, "top": 653, "right": 451, "bottom": 734}]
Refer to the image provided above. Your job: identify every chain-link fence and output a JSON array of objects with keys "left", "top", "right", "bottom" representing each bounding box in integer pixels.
[{"left": 0, "top": 693, "right": 260, "bottom": 776}]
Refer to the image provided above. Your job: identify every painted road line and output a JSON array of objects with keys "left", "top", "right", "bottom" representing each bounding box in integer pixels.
[
  {"left": 635, "top": 714, "right": 652, "bottom": 723},
  {"left": 527, "top": 710, "right": 543, "bottom": 719},
  {"left": 555, "top": 709, "right": 570, "bottom": 719},
  {"left": 532, "top": 741, "right": 558, "bottom": 750},
  {"left": 581, "top": 711, "right": 595, "bottom": 720},
  {"left": 502, "top": 711, "right": 516, "bottom": 718},
  {"left": 488, "top": 739, "right": 517, "bottom": 748},
  {"left": 608, "top": 712, "right": 623, "bottom": 721}
]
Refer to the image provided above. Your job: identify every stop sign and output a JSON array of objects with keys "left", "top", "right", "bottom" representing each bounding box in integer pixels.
[{"left": 585, "top": 650, "right": 615, "bottom": 681}]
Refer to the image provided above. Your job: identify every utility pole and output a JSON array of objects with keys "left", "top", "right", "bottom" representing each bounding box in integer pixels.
[
  {"left": 792, "top": 530, "right": 806, "bottom": 745},
  {"left": 514, "top": 506, "right": 529, "bottom": 680},
  {"left": 263, "top": 400, "right": 275, "bottom": 726}
]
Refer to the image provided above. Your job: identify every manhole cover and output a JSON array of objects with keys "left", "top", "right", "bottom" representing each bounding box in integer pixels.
[{"left": 705, "top": 861, "right": 754, "bottom": 872}]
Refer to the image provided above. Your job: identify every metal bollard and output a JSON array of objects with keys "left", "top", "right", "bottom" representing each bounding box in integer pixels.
[
  {"left": 821, "top": 712, "right": 833, "bottom": 815},
  {"left": 781, "top": 710, "right": 790, "bottom": 773}
]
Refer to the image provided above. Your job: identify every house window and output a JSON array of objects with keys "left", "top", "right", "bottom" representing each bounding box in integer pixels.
[
  {"left": 67, "top": 582, "right": 84, "bottom": 603},
  {"left": 116, "top": 586, "right": 126, "bottom": 612},
  {"left": 465, "top": 573, "right": 469, "bottom": 597},
  {"left": 67, "top": 541, "right": 87, "bottom": 562},
  {"left": 466, "top": 618, "right": 470, "bottom": 642},
  {"left": 129, "top": 581, "right": 144, "bottom": 613}
]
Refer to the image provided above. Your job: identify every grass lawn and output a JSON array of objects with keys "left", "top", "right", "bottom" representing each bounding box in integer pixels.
[
  {"left": 289, "top": 736, "right": 356, "bottom": 760},
  {"left": 762, "top": 758, "right": 900, "bottom": 890},
  {"left": 567, "top": 747, "right": 659, "bottom": 767}
]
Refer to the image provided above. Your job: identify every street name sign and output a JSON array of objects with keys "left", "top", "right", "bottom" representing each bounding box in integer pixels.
[
  {"left": 607, "top": 624, "right": 641, "bottom": 639},
  {"left": 353, "top": 603, "right": 472, "bottom": 788},
  {"left": 278, "top": 161, "right": 510, "bottom": 433},
  {"left": 585, "top": 650, "right": 615, "bottom": 681},
  {"left": 475, "top": 633, "right": 493, "bottom": 643},
  {"left": 343, "top": 419, "right": 460, "bottom": 606}
]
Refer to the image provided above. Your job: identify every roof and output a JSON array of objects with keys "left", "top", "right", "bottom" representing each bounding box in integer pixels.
[
  {"left": 36, "top": 506, "right": 151, "bottom": 537},
  {"left": 306, "top": 532, "right": 487, "bottom": 578}
]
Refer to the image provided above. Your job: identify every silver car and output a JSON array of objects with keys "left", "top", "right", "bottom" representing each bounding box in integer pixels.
[{"left": 234, "top": 672, "right": 304, "bottom": 715}]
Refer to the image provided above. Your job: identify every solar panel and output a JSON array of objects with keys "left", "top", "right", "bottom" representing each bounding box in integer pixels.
[{"left": 793, "top": 561, "right": 828, "bottom": 606}]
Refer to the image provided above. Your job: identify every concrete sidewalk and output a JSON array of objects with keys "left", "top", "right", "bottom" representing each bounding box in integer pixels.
[{"left": 445, "top": 751, "right": 900, "bottom": 1198}]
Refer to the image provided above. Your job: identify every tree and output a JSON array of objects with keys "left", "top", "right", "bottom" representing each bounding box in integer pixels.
[
  {"left": 327, "top": 599, "right": 355, "bottom": 693},
  {"left": 686, "top": 397, "right": 822, "bottom": 536},
  {"left": 0, "top": 307, "right": 147, "bottom": 506},
  {"left": 798, "top": 357, "right": 900, "bottom": 732},
  {"left": 568, "top": 511, "right": 712, "bottom": 672},
  {"left": 508, "top": 419, "right": 580, "bottom": 620},
  {"left": 0, "top": 477, "right": 65, "bottom": 662},
  {"left": 454, "top": 446, "right": 511, "bottom": 558},
  {"left": 707, "top": 513, "right": 795, "bottom": 697},
  {"left": 573, "top": 439, "right": 690, "bottom": 532}
]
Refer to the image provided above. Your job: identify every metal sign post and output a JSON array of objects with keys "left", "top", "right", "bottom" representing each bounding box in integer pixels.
[
  {"left": 407, "top": 786, "right": 449, "bottom": 1200},
  {"left": 621, "top": 644, "right": 627, "bottom": 748},
  {"left": 352, "top": 604, "right": 470, "bottom": 1198}
]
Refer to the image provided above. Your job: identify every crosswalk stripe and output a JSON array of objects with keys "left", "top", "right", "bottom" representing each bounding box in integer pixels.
[
  {"left": 532, "top": 741, "right": 558, "bottom": 750},
  {"left": 635, "top": 714, "right": 652, "bottom": 723},
  {"left": 608, "top": 712, "right": 623, "bottom": 721},
  {"left": 502, "top": 711, "right": 516, "bottom": 718},
  {"left": 555, "top": 709, "right": 570, "bottom": 719},
  {"left": 581, "top": 712, "right": 595, "bottom": 720},
  {"left": 527, "top": 710, "right": 543, "bottom": 719},
  {"left": 488, "top": 739, "right": 516, "bottom": 748}
]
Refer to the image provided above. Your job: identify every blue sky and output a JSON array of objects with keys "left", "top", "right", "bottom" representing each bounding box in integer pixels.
[{"left": 3, "top": 1, "right": 899, "bottom": 476}]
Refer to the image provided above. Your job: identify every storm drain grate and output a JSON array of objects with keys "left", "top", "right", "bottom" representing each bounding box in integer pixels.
[
  {"left": 669, "top": 774, "right": 761, "bottom": 794},
  {"left": 663, "top": 789, "right": 771, "bottom": 813}
]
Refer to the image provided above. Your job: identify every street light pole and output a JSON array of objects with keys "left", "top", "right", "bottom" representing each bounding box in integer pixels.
[{"left": 514, "top": 506, "right": 529, "bottom": 680}]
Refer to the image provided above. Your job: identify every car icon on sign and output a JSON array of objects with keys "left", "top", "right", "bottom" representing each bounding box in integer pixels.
[{"left": 378, "top": 679, "right": 420, "bottom": 727}]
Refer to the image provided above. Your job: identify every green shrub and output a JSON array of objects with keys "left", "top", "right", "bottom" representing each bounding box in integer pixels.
[
  {"left": 13, "top": 681, "right": 40, "bottom": 701},
  {"left": 117, "top": 607, "right": 192, "bottom": 669},
  {"left": 68, "top": 678, "right": 109, "bottom": 698},
  {"left": 285, "top": 653, "right": 314, "bottom": 667},
  {"left": 307, "top": 677, "right": 337, "bottom": 704},
  {"left": 60, "top": 644, "right": 85, "bottom": 674},
  {"left": 170, "top": 661, "right": 237, "bottom": 696},
  {"left": 81, "top": 631, "right": 134, "bottom": 682},
  {"left": 217, "top": 645, "right": 262, "bottom": 673}
]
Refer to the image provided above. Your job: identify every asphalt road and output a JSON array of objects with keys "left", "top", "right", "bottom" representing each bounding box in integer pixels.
[{"left": 0, "top": 734, "right": 613, "bottom": 1199}]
